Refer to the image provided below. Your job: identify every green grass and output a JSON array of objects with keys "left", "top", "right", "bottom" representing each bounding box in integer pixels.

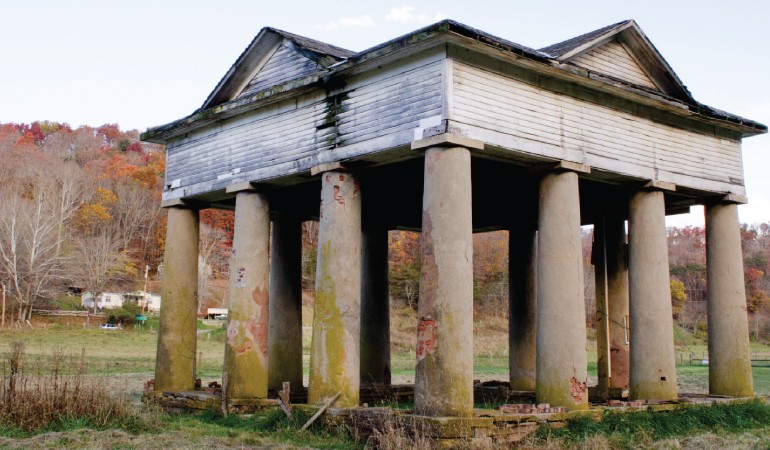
[
  {"left": 162, "top": 410, "right": 361, "bottom": 449},
  {"left": 4, "top": 319, "right": 770, "bottom": 447},
  {"left": 535, "top": 399, "right": 770, "bottom": 448},
  {"left": 0, "top": 405, "right": 361, "bottom": 449}
]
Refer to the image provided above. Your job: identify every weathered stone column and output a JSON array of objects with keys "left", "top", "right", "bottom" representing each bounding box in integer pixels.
[
  {"left": 268, "top": 216, "right": 303, "bottom": 391},
  {"left": 414, "top": 143, "right": 475, "bottom": 417},
  {"left": 593, "top": 217, "right": 630, "bottom": 399},
  {"left": 628, "top": 188, "right": 677, "bottom": 401},
  {"left": 360, "top": 223, "right": 391, "bottom": 385},
  {"left": 536, "top": 167, "right": 589, "bottom": 410},
  {"left": 224, "top": 189, "right": 270, "bottom": 400},
  {"left": 155, "top": 205, "right": 199, "bottom": 392},
  {"left": 706, "top": 201, "right": 753, "bottom": 397},
  {"left": 308, "top": 170, "right": 362, "bottom": 407},
  {"left": 509, "top": 225, "right": 537, "bottom": 392}
]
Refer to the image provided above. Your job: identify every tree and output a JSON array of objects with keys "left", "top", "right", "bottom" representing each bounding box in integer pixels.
[
  {"left": 0, "top": 177, "right": 78, "bottom": 322},
  {"left": 197, "top": 223, "right": 230, "bottom": 314},
  {"left": 670, "top": 279, "right": 687, "bottom": 319},
  {"left": 76, "top": 230, "right": 131, "bottom": 314}
]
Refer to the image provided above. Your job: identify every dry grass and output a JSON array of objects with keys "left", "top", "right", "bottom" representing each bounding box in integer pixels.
[
  {"left": 0, "top": 342, "right": 152, "bottom": 434},
  {"left": 365, "top": 413, "right": 439, "bottom": 450}
]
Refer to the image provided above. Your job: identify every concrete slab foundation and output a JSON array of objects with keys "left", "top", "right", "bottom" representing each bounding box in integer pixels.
[{"left": 144, "top": 383, "right": 766, "bottom": 447}]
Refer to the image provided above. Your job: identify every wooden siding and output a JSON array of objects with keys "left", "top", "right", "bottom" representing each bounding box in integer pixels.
[
  {"left": 165, "top": 92, "right": 333, "bottom": 198},
  {"left": 571, "top": 40, "right": 658, "bottom": 90},
  {"left": 336, "top": 55, "right": 443, "bottom": 149},
  {"left": 163, "top": 51, "right": 444, "bottom": 199},
  {"left": 451, "top": 61, "right": 744, "bottom": 194},
  {"left": 238, "top": 42, "right": 319, "bottom": 98}
]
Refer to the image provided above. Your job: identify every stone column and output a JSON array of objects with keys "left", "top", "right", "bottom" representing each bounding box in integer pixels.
[
  {"left": 706, "top": 201, "right": 753, "bottom": 397},
  {"left": 628, "top": 189, "right": 677, "bottom": 401},
  {"left": 155, "top": 205, "right": 199, "bottom": 392},
  {"left": 268, "top": 216, "right": 304, "bottom": 391},
  {"left": 536, "top": 169, "right": 589, "bottom": 410},
  {"left": 308, "top": 170, "right": 362, "bottom": 407},
  {"left": 414, "top": 145, "right": 474, "bottom": 417},
  {"left": 224, "top": 190, "right": 270, "bottom": 400},
  {"left": 360, "top": 224, "right": 391, "bottom": 385},
  {"left": 509, "top": 226, "right": 537, "bottom": 392},
  {"left": 593, "top": 217, "right": 630, "bottom": 399}
]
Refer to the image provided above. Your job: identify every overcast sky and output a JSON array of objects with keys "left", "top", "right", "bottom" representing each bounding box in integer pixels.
[{"left": 1, "top": 1, "right": 767, "bottom": 226}]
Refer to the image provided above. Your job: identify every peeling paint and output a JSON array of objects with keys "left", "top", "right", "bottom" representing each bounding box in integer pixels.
[
  {"left": 416, "top": 317, "right": 437, "bottom": 362},
  {"left": 419, "top": 210, "right": 437, "bottom": 313},
  {"left": 251, "top": 286, "right": 269, "bottom": 359},
  {"left": 235, "top": 267, "right": 246, "bottom": 288},
  {"left": 333, "top": 185, "right": 345, "bottom": 204},
  {"left": 425, "top": 150, "right": 442, "bottom": 175},
  {"left": 569, "top": 377, "right": 587, "bottom": 404}
]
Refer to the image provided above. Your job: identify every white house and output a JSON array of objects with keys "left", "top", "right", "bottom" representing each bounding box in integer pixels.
[
  {"left": 81, "top": 291, "right": 162, "bottom": 312},
  {"left": 206, "top": 307, "right": 228, "bottom": 320}
]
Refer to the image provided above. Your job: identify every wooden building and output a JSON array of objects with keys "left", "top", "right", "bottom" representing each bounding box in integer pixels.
[{"left": 142, "top": 20, "right": 766, "bottom": 415}]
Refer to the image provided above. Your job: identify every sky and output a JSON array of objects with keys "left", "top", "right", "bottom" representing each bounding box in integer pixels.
[{"left": 1, "top": 0, "right": 767, "bottom": 226}]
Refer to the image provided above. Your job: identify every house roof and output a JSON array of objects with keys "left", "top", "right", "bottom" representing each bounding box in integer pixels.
[
  {"left": 267, "top": 27, "right": 355, "bottom": 60},
  {"left": 201, "top": 27, "right": 354, "bottom": 110},
  {"left": 144, "top": 19, "right": 766, "bottom": 142},
  {"left": 539, "top": 20, "right": 631, "bottom": 58}
]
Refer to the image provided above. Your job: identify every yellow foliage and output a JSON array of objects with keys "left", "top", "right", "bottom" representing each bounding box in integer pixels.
[
  {"left": 670, "top": 278, "right": 687, "bottom": 319},
  {"left": 76, "top": 187, "right": 117, "bottom": 229}
]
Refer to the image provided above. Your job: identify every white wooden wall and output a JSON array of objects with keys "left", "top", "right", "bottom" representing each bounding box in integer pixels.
[
  {"left": 238, "top": 42, "right": 320, "bottom": 98},
  {"left": 163, "top": 49, "right": 745, "bottom": 200},
  {"left": 164, "top": 50, "right": 444, "bottom": 199},
  {"left": 570, "top": 40, "right": 658, "bottom": 90},
  {"left": 451, "top": 61, "right": 744, "bottom": 195}
]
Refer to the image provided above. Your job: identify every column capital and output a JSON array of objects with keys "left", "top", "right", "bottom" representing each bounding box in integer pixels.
[
  {"left": 534, "top": 160, "right": 591, "bottom": 175},
  {"left": 411, "top": 133, "right": 484, "bottom": 152},
  {"left": 641, "top": 180, "right": 676, "bottom": 192},
  {"left": 707, "top": 193, "right": 748, "bottom": 205},
  {"left": 310, "top": 162, "right": 346, "bottom": 176},
  {"left": 225, "top": 181, "right": 267, "bottom": 194}
]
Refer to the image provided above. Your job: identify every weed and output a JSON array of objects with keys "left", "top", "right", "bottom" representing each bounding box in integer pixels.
[
  {"left": 533, "top": 400, "right": 770, "bottom": 448},
  {"left": 0, "top": 342, "right": 158, "bottom": 435}
]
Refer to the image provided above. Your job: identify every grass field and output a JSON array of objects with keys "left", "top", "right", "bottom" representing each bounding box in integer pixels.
[{"left": 2, "top": 310, "right": 770, "bottom": 448}]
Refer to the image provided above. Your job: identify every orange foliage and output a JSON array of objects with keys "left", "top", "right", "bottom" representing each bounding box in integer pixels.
[{"left": 77, "top": 187, "right": 117, "bottom": 229}]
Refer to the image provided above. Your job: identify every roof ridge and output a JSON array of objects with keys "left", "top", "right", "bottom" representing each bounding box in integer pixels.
[
  {"left": 539, "top": 20, "right": 632, "bottom": 57},
  {"left": 265, "top": 27, "right": 355, "bottom": 59}
]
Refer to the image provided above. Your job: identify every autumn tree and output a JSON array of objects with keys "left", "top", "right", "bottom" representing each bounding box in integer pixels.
[
  {"left": 388, "top": 230, "right": 421, "bottom": 308},
  {"left": 0, "top": 171, "right": 83, "bottom": 321}
]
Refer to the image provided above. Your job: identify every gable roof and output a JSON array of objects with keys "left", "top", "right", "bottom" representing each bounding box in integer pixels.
[
  {"left": 201, "top": 27, "right": 354, "bottom": 110},
  {"left": 144, "top": 19, "right": 765, "bottom": 143},
  {"left": 539, "top": 20, "right": 693, "bottom": 103},
  {"left": 540, "top": 20, "right": 631, "bottom": 58}
]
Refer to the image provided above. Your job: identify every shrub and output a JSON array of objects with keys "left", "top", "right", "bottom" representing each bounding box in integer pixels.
[{"left": 0, "top": 342, "right": 154, "bottom": 434}]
